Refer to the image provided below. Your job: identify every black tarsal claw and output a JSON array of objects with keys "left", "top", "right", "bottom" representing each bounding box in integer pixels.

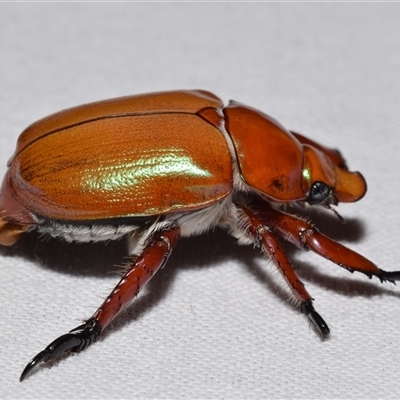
[
  {"left": 302, "top": 301, "right": 330, "bottom": 338},
  {"left": 20, "top": 317, "right": 102, "bottom": 382},
  {"left": 378, "top": 269, "right": 400, "bottom": 284}
]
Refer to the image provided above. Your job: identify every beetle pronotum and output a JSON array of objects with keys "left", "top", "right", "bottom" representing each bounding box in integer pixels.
[{"left": 1, "top": 90, "right": 398, "bottom": 381}]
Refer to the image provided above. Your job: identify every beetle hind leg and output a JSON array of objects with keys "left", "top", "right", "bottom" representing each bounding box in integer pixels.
[{"left": 20, "top": 224, "right": 181, "bottom": 381}]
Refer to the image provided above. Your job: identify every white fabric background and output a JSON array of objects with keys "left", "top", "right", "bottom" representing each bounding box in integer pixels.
[{"left": 1, "top": 3, "right": 400, "bottom": 399}]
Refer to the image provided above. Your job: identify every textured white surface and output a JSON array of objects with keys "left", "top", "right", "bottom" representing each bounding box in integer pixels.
[{"left": 1, "top": 3, "right": 400, "bottom": 399}]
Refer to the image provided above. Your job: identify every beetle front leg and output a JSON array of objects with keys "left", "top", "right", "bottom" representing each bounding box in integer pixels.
[
  {"left": 237, "top": 204, "right": 330, "bottom": 338},
  {"left": 20, "top": 224, "right": 181, "bottom": 381},
  {"left": 251, "top": 199, "right": 400, "bottom": 283}
]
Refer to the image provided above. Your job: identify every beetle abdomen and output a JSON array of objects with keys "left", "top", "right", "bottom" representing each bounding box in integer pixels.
[
  {"left": 9, "top": 113, "right": 233, "bottom": 220},
  {"left": 38, "top": 219, "right": 141, "bottom": 243}
]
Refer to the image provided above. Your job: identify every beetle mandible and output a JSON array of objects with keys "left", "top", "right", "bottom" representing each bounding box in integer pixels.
[{"left": 1, "top": 90, "right": 399, "bottom": 381}]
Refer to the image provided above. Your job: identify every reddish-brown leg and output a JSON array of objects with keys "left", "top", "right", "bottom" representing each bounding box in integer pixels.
[
  {"left": 238, "top": 204, "right": 330, "bottom": 338},
  {"left": 20, "top": 225, "right": 181, "bottom": 381},
  {"left": 250, "top": 197, "right": 400, "bottom": 282}
]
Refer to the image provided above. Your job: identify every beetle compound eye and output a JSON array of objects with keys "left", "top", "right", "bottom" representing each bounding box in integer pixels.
[{"left": 307, "top": 181, "right": 332, "bottom": 205}]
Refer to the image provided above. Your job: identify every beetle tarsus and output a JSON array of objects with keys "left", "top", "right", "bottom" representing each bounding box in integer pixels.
[
  {"left": 378, "top": 269, "right": 400, "bottom": 284},
  {"left": 302, "top": 301, "right": 330, "bottom": 338},
  {"left": 20, "top": 317, "right": 102, "bottom": 381}
]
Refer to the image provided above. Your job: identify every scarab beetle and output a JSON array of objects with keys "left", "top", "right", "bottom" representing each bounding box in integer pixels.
[{"left": 1, "top": 90, "right": 399, "bottom": 381}]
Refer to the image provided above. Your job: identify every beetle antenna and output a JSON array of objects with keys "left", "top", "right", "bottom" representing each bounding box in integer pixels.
[{"left": 327, "top": 205, "right": 345, "bottom": 224}]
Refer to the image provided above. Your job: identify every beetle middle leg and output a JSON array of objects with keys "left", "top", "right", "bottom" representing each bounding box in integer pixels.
[
  {"left": 20, "top": 224, "right": 181, "bottom": 381},
  {"left": 234, "top": 203, "right": 330, "bottom": 337}
]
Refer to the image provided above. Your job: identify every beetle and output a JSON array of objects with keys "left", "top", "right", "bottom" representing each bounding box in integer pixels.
[{"left": 1, "top": 90, "right": 399, "bottom": 381}]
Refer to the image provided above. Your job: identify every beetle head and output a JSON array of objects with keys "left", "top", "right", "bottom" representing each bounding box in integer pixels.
[{"left": 302, "top": 144, "right": 367, "bottom": 206}]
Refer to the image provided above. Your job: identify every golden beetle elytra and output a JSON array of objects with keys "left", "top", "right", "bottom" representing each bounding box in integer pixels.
[{"left": 0, "top": 90, "right": 398, "bottom": 381}]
